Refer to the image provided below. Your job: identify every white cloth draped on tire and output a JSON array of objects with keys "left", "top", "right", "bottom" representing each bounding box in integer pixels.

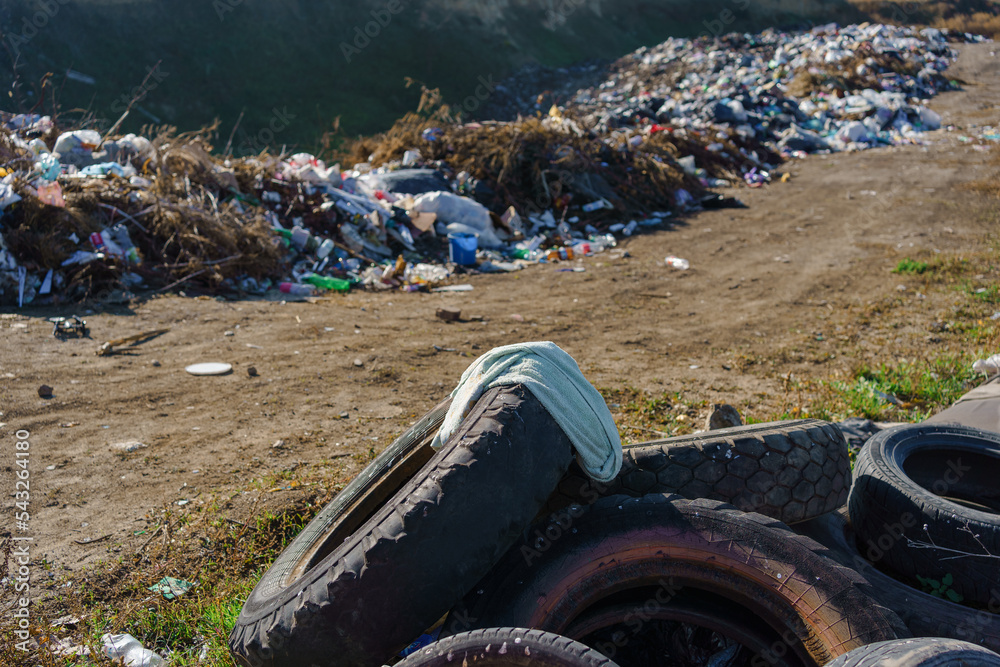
[{"left": 430, "top": 341, "right": 622, "bottom": 483}]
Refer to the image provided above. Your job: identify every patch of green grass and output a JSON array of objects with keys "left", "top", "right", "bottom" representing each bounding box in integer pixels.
[
  {"left": 785, "top": 353, "right": 982, "bottom": 423},
  {"left": 893, "top": 257, "right": 930, "bottom": 274},
  {"left": 969, "top": 283, "right": 1000, "bottom": 304},
  {"left": 0, "top": 464, "right": 349, "bottom": 667}
]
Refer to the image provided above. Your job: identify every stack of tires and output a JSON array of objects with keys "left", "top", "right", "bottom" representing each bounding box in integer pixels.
[
  {"left": 228, "top": 386, "right": 1000, "bottom": 667},
  {"left": 801, "top": 424, "right": 1000, "bottom": 660}
]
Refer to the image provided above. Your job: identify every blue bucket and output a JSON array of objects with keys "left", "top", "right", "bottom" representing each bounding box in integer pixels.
[{"left": 447, "top": 233, "right": 478, "bottom": 266}]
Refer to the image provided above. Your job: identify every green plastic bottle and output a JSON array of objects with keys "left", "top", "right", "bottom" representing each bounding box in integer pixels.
[{"left": 303, "top": 273, "right": 350, "bottom": 292}]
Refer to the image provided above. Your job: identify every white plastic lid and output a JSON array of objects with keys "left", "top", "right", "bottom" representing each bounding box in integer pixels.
[{"left": 185, "top": 362, "right": 232, "bottom": 376}]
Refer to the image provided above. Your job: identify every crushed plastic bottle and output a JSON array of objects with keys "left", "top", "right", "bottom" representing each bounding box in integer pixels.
[
  {"left": 278, "top": 282, "right": 317, "bottom": 296},
  {"left": 102, "top": 633, "right": 163, "bottom": 667},
  {"left": 665, "top": 255, "right": 690, "bottom": 270}
]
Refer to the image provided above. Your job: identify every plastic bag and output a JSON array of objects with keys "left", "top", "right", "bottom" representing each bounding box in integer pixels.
[{"left": 410, "top": 191, "right": 503, "bottom": 248}]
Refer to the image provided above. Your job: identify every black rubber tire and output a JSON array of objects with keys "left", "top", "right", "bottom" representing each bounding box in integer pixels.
[
  {"left": 446, "top": 494, "right": 907, "bottom": 667},
  {"left": 796, "top": 509, "right": 1000, "bottom": 654},
  {"left": 824, "top": 637, "right": 1000, "bottom": 666},
  {"left": 848, "top": 424, "right": 1000, "bottom": 608},
  {"left": 228, "top": 384, "right": 575, "bottom": 667},
  {"left": 545, "top": 419, "right": 849, "bottom": 524},
  {"left": 397, "top": 628, "right": 620, "bottom": 667}
]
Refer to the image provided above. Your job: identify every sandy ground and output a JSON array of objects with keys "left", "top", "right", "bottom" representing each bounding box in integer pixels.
[{"left": 2, "top": 43, "right": 999, "bottom": 583}]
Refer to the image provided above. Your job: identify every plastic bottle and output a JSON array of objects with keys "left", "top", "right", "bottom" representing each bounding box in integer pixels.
[
  {"left": 546, "top": 247, "right": 574, "bottom": 262},
  {"left": 316, "top": 238, "right": 335, "bottom": 260},
  {"left": 102, "top": 633, "right": 163, "bottom": 667},
  {"left": 510, "top": 234, "right": 545, "bottom": 259},
  {"left": 107, "top": 224, "right": 141, "bottom": 264},
  {"left": 303, "top": 274, "right": 350, "bottom": 292},
  {"left": 340, "top": 223, "right": 366, "bottom": 253},
  {"left": 289, "top": 226, "right": 319, "bottom": 252},
  {"left": 591, "top": 233, "right": 616, "bottom": 248},
  {"left": 512, "top": 248, "right": 546, "bottom": 261},
  {"left": 665, "top": 255, "right": 690, "bottom": 270},
  {"left": 278, "top": 282, "right": 317, "bottom": 296}
]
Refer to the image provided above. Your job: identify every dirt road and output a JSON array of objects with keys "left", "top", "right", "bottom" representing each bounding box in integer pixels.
[{"left": 2, "top": 43, "right": 999, "bottom": 579}]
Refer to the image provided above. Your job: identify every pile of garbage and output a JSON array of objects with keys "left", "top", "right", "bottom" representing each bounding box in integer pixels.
[
  {"left": 517, "top": 24, "right": 978, "bottom": 160},
  {"left": 0, "top": 117, "right": 286, "bottom": 306},
  {"left": 0, "top": 103, "right": 770, "bottom": 305},
  {"left": 0, "top": 23, "right": 985, "bottom": 305}
]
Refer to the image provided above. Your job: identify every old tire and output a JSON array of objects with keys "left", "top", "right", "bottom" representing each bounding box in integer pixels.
[
  {"left": 228, "top": 384, "right": 575, "bottom": 667},
  {"left": 849, "top": 424, "right": 1000, "bottom": 607},
  {"left": 398, "top": 628, "right": 620, "bottom": 667},
  {"left": 545, "top": 419, "right": 849, "bottom": 524},
  {"left": 447, "top": 494, "right": 907, "bottom": 667},
  {"left": 796, "top": 509, "right": 1000, "bottom": 654},
  {"left": 824, "top": 637, "right": 1000, "bottom": 666}
]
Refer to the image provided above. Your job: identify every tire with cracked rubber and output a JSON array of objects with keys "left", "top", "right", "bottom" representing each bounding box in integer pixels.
[
  {"left": 848, "top": 424, "right": 1000, "bottom": 608},
  {"left": 544, "top": 419, "right": 849, "bottom": 524},
  {"left": 796, "top": 509, "right": 1000, "bottom": 654},
  {"left": 228, "top": 385, "right": 575, "bottom": 667},
  {"left": 446, "top": 494, "right": 907, "bottom": 667},
  {"left": 397, "top": 628, "right": 620, "bottom": 667},
  {"left": 824, "top": 637, "right": 1000, "bottom": 666}
]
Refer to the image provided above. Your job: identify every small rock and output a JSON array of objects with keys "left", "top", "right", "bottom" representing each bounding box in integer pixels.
[
  {"left": 272, "top": 439, "right": 286, "bottom": 449},
  {"left": 339, "top": 412, "right": 350, "bottom": 419},
  {"left": 436, "top": 307, "right": 462, "bottom": 322},
  {"left": 511, "top": 313, "right": 524, "bottom": 322},
  {"left": 224, "top": 330, "right": 235, "bottom": 336},
  {"left": 247, "top": 366, "right": 259, "bottom": 377},
  {"left": 38, "top": 384, "right": 53, "bottom": 398},
  {"left": 353, "top": 358, "right": 364, "bottom": 367},
  {"left": 706, "top": 404, "right": 743, "bottom": 431},
  {"left": 151, "top": 360, "right": 161, "bottom": 367}
]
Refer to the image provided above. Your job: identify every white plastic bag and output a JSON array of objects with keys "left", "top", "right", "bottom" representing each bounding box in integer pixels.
[
  {"left": 410, "top": 191, "right": 502, "bottom": 248},
  {"left": 53, "top": 130, "right": 101, "bottom": 156}
]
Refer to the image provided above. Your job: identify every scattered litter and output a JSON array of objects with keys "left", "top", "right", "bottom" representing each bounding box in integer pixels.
[
  {"left": 110, "top": 440, "right": 148, "bottom": 453},
  {"left": 51, "top": 615, "right": 81, "bottom": 628},
  {"left": 836, "top": 417, "right": 907, "bottom": 449},
  {"left": 48, "top": 637, "right": 89, "bottom": 658},
  {"left": 49, "top": 315, "right": 88, "bottom": 337},
  {"left": 185, "top": 362, "right": 233, "bottom": 376},
  {"left": 149, "top": 576, "right": 196, "bottom": 601},
  {"left": 432, "top": 284, "right": 474, "bottom": 292},
  {"left": 665, "top": 256, "right": 690, "bottom": 270},
  {"left": 973, "top": 354, "right": 1000, "bottom": 380},
  {"left": 96, "top": 329, "right": 169, "bottom": 356},
  {"left": 436, "top": 307, "right": 462, "bottom": 322},
  {"left": 102, "top": 633, "right": 164, "bottom": 666},
  {"left": 875, "top": 389, "right": 905, "bottom": 407}
]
